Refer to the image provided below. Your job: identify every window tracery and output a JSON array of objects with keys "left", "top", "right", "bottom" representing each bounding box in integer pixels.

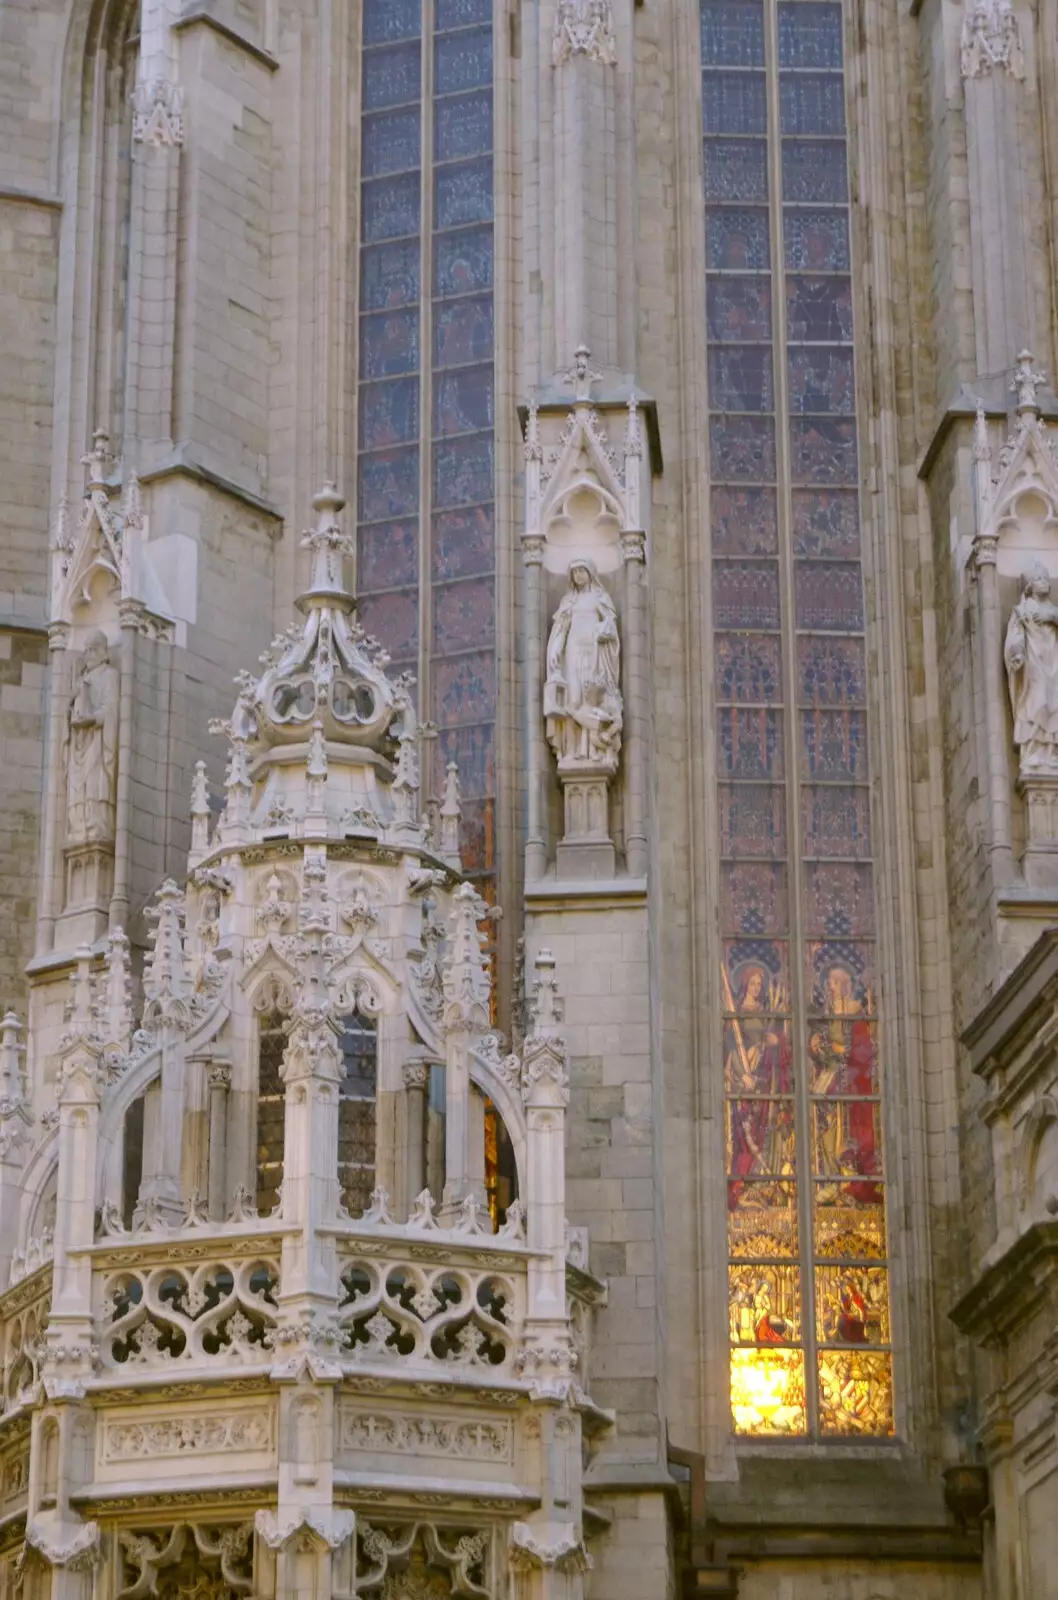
[
  {"left": 255, "top": 1010, "right": 287, "bottom": 1216},
  {"left": 701, "top": 0, "right": 894, "bottom": 1438}
]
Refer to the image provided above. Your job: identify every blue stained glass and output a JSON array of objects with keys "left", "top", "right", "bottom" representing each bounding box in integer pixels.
[
  {"left": 433, "top": 365, "right": 494, "bottom": 436},
  {"left": 358, "top": 518, "right": 418, "bottom": 592},
  {"left": 434, "top": 295, "right": 494, "bottom": 366},
  {"left": 800, "top": 709, "right": 869, "bottom": 780},
  {"left": 778, "top": 3, "right": 843, "bottom": 68},
  {"left": 786, "top": 276, "right": 853, "bottom": 342},
  {"left": 709, "top": 344, "right": 774, "bottom": 412},
  {"left": 712, "top": 486, "right": 779, "bottom": 554},
  {"left": 357, "top": 590, "right": 419, "bottom": 662},
  {"left": 714, "top": 561, "right": 781, "bottom": 630},
  {"left": 780, "top": 74, "right": 846, "bottom": 136},
  {"left": 720, "top": 783, "right": 787, "bottom": 857},
  {"left": 721, "top": 861, "right": 790, "bottom": 936},
  {"left": 435, "top": 90, "right": 493, "bottom": 162},
  {"left": 707, "top": 208, "right": 770, "bottom": 271},
  {"left": 361, "top": 241, "right": 420, "bottom": 310},
  {"left": 708, "top": 277, "right": 772, "bottom": 343},
  {"left": 358, "top": 446, "right": 420, "bottom": 523},
  {"left": 801, "top": 785, "right": 872, "bottom": 859},
  {"left": 362, "top": 107, "right": 421, "bottom": 177},
  {"left": 782, "top": 139, "right": 848, "bottom": 203},
  {"left": 715, "top": 633, "right": 784, "bottom": 704},
  {"left": 701, "top": 0, "right": 765, "bottom": 67},
  {"left": 362, "top": 42, "right": 421, "bottom": 110},
  {"left": 433, "top": 433, "right": 494, "bottom": 508},
  {"left": 704, "top": 138, "right": 769, "bottom": 203},
  {"left": 359, "top": 377, "right": 420, "bottom": 450},
  {"left": 364, "top": 0, "right": 420, "bottom": 45},
  {"left": 797, "top": 636, "right": 866, "bottom": 706},
  {"left": 435, "top": 157, "right": 494, "bottom": 228},
  {"left": 435, "top": 27, "right": 492, "bottom": 93},
  {"left": 784, "top": 209, "right": 850, "bottom": 271},
  {"left": 794, "top": 562, "right": 865, "bottom": 631},
  {"left": 787, "top": 347, "right": 855, "bottom": 415},
  {"left": 437, "top": 723, "right": 494, "bottom": 797},
  {"left": 434, "top": 225, "right": 494, "bottom": 295},
  {"left": 359, "top": 309, "right": 419, "bottom": 379},
  {"left": 362, "top": 172, "right": 421, "bottom": 242},
  {"left": 433, "top": 650, "right": 497, "bottom": 724},
  {"left": 437, "top": 0, "right": 492, "bottom": 26},
  {"left": 703, "top": 71, "right": 768, "bottom": 136},
  {"left": 791, "top": 488, "right": 860, "bottom": 558}
]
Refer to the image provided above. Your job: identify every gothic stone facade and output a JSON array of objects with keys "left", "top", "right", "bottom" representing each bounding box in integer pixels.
[{"left": 2, "top": 0, "right": 1058, "bottom": 1595}]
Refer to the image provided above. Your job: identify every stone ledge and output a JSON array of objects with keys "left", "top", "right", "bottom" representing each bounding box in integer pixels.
[
  {"left": 524, "top": 877, "right": 647, "bottom": 910},
  {"left": 173, "top": 9, "right": 280, "bottom": 71},
  {"left": 0, "top": 185, "right": 62, "bottom": 211},
  {"left": 138, "top": 451, "right": 284, "bottom": 530}
]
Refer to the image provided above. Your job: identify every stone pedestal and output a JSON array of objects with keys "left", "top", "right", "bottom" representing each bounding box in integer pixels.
[
  {"left": 58, "top": 843, "right": 113, "bottom": 946},
  {"left": 1020, "top": 774, "right": 1058, "bottom": 887},
  {"left": 555, "top": 760, "right": 615, "bottom": 879}
]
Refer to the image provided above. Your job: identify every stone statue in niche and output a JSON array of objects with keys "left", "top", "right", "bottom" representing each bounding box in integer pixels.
[
  {"left": 64, "top": 630, "right": 119, "bottom": 844},
  {"left": 544, "top": 560, "right": 622, "bottom": 770},
  {"left": 1004, "top": 562, "right": 1058, "bottom": 776}
]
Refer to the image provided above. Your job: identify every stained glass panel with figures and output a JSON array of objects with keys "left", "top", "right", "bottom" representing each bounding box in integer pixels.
[
  {"left": 357, "top": 0, "right": 496, "bottom": 903},
  {"left": 704, "top": 0, "right": 893, "bottom": 1438},
  {"left": 338, "top": 1015, "right": 378, "bottom": 1218},
  {"left": 255, "top": 1013, "right": 287, "bottom": 1216}
]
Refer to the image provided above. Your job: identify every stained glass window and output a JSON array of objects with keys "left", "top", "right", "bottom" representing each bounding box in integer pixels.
[
  {"left": 357, "top": 0, "right": 496, "bottom": 898},
  {"left": 255, "top": 1012, "right": 287, "bottom": 1216},
  {"left": 703, "top": 0, "right": 894, "bottom": 1439},
  {"left": 338, "top": 1014, "right": 378, "bottom": 1217}
]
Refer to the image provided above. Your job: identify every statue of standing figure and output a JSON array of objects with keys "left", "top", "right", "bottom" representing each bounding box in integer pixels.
[
  {"left": 544, "top": 559, "right": 622, "bottom": 767},
  {"left": 64, "top": 630, "right": 119, "bottom": 844},
  {"left": 1004, "top": 561, "right": 1058, "bottom": 776}
]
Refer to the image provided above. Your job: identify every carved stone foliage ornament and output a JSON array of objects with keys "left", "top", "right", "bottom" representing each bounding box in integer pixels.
[
  {"left": 1004, "top": 561, "right": 1058, "bottom": 775},
  {"left": 552, "top": 0, "right": 616, "bottom": 66},
  {"left": 960, "top": 0, "right": 1024, "bottom": 80},
  {"left": 64, "top": 630, "right": 119, "bottom": 846},
  {"left": 544, "top": 561, "right": 622, "bottom": 772},
  {"left": 131, "top": 77, "right": 186, "bottom": 144}
]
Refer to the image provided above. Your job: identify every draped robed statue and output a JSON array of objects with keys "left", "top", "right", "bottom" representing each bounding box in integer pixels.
[
  {"left": 543, "top": 559, "right": 622, "bottom": 769},
  {"left": 63, "top": 629, "right": 120, "bottom": 845},
  {"left": 1004, "top": 560, "right": 1058, "bottom": 776}
]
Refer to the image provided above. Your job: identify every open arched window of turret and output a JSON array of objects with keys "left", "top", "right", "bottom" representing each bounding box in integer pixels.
[
  {"left": 121, "top": 1094, "right": 145, "bottom": 1230},
  {"left": 338, "top": 1013, "right": 378, "bottom": 1217},
  {"left": 483, "top": 1097, "right": 517, "bottom": 1229},
  {"left": 255, "top": 1010, "right": 288, "bottom": 1214}
]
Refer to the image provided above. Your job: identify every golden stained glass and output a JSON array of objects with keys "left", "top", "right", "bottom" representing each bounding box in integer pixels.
[
  {"left": 727, "top": 1181, "right": 799, "bottom": 1259},
  {"left": 815, "top": 1265, "right": 890, "bottom": 1346},
  {"left": 729, "top": 1264, "right": 801, "bottom": 1343},
  {"left": 730, "top": 1347, "right": 807, "bottom": 1436},
  {"left": 818, "top": 1350, "right": 894, "bottom": 1436},
  {"left": 812, "top": 1184, "right": 886, "bottom": 1259}
]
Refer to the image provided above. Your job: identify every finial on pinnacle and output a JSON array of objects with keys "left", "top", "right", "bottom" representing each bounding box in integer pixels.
[
  {"left": 1012, "top": 350, "right": 1046, "bottom": 415},
  {"left": 300, "top": 481, "right": 354, "bottom": 606}
]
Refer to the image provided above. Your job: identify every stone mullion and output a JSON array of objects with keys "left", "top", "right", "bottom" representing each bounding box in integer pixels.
[
  {"left": 420, "top": 0, "right": 436, "bottom": 779},
  {"left": 762, "top": 0, "right": 819, "bottom": 1438}
]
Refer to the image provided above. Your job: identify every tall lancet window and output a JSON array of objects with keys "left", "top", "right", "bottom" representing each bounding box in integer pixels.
[
  {"left": 255, "top": 1011, "right": 287, "bottom": 1215},
  {"left": 701, "top": 0, "right": 893, "bottom": 1437},
  {"left": 338, "top": 1014, "right": 378, "bottom": 1216},
  {"left": 355, "top": 0, "right": 496, "bottom": 898}
]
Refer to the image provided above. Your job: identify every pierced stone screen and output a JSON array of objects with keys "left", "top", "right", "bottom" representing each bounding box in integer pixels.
[{"left": 702, "top": 0, "right": 894, "bottom": 1438}]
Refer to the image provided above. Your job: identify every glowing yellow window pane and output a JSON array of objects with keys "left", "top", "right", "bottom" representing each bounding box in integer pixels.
[
  {"left": 730, "top": 1347, "right": 807, "bottom": 1436},
  {"left": 818, "top": 1350, "right": 894, "bottom": 1436}
]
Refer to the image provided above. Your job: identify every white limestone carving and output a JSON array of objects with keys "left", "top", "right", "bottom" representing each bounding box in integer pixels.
[
  {"left": 63, "top": 631, "right": 119, "bottom": 846},
  {"left": 131, "top": 77, "right": 185, "bottom": 144},
  {"left": 544, "top": 560, "right": 622, "bottom": 770},
  {"left": 960, "top": 0, "right": 1024, "bottom": 80},
  {"left": 102, "top": 1408, "right": 274, "bottom": 1461},
  {"left": 552, "top": 0, "right": 616, "bottom": 67},
  {"left": 340, "top": 1407, "right": 513, "bottom": 1463},
  {"left": 1004, "top": 562, "right": 1058, "bottom": 775}
]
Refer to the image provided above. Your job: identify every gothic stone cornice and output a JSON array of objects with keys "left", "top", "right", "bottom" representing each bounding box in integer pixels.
[{"left": 951, "top": 1219, "right": 1058, "bottom": 1347}]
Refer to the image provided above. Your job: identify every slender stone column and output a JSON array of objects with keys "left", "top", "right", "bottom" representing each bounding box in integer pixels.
[
  {"left": 524, "top": 530, "right": 548, "bottom": 880},
  {"left": 973, "top": 535, "right": 1015, "bottom": 882},
  {"left": 620, "top": 529, "right": 647, "bottom": 877},
  {"left": 36, "top": 624, "right": 71, "bottom": 955},
  {"left": 440, "top": 884, "right": 492, "bottom": 1218},
  {"left": 206, "top": 1061, "right": 231, "bottom": 1220},
  {"left": 109, "top": 600, "right": 140, "bottom": 933},
  {"left": 401, "top": 1058, "right": 429, "bottom": 1213}
]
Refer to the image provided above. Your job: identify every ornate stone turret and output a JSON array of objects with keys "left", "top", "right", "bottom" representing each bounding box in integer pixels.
[{"left": 1, "top": 485, "right": 601, "bottom": 1599}]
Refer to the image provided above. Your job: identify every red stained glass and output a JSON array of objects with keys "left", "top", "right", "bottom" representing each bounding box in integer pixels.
[
  {"left": 815, "top": 1266, "right": 889, "bottom": 1345},
  {"left": 433, "top": 364, "right": 494, "bottom": 436},
  {"left": 729, "top": 1263, "right": 802, "bottom": 1343},
  {"left": 454, "top": 792, "right": 495, "bottom": 874},
  {"left": 711, "top": 486, "right": 779, "bottom": 554},
  {"left": 720, "top": 707, "right": 785, "bottom": 778},
  {"left": 802, "top": 860, "right": 874, "bottom": 937},
  {"left": 359, "top": 377, "right": 419, "bottom": 450},
  {"left": 715, "top": 633, "right": 784, "bottom": 704},
  {"left": 431, "top": 503, "right": 494, "bottom": 581},
  {"left": 801, "top": 783, "right": 871, "bottom": 858},
  {"left": 800, "top": 709, "right": 869, "bottom": 779},
  {"left": 432, "top": 575, "right": 495, "bottom": 653},
  {"left": 791, "top": 487, "right": 860, "bottom": 557},
  {"left": 358, "top": 446, "right": 419, "bottom": 523},
  {"left": 807, "top": 1014, "right": 879, "bottom": 1096},
  {"left": 708, "top": 277, "right": 773, "bottom": 343},
  {"left": 714, "top": 560, "right": 781, "bottom": 629},
  {"left": 719, "top": 783, "right": 787, "bottom": 858},
  {"left": 356, "top": 590, "right": 419, "bottom": 663},
  {"left": 721, "top": 862, "right": 789, "bottom": 936},
  {"left": 728, "top": 1098, "right": 798, "bottom": 1181},
  {"left": 434, "top": 295, "right": 494, "bottom": 366},
  {"left": 722, "top": 943, "right": 791, "bottom": 1010},
  {"left": 810, "top": 1100, "right": 883, "bottom": 1188},
  {"left": 787, "top": 348, "right": 855, "bottom": 416},
  {"left": 794, "top": 561, "right": 864, "bottom": 630},
  {"left": 789, "top": 417, "right": 858, "bottom": 485},
  {"left": 432, "top": 650, "right": 496, "bottom": 725},
  {"left": 710, "top": 415, "right": 776, "bottom": 482},
  {"left": 796, "top": 635, "right": 866, "bottom": 705},
  {"left": 358, "top": 519, "right": 418, "bottom": 592}
]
